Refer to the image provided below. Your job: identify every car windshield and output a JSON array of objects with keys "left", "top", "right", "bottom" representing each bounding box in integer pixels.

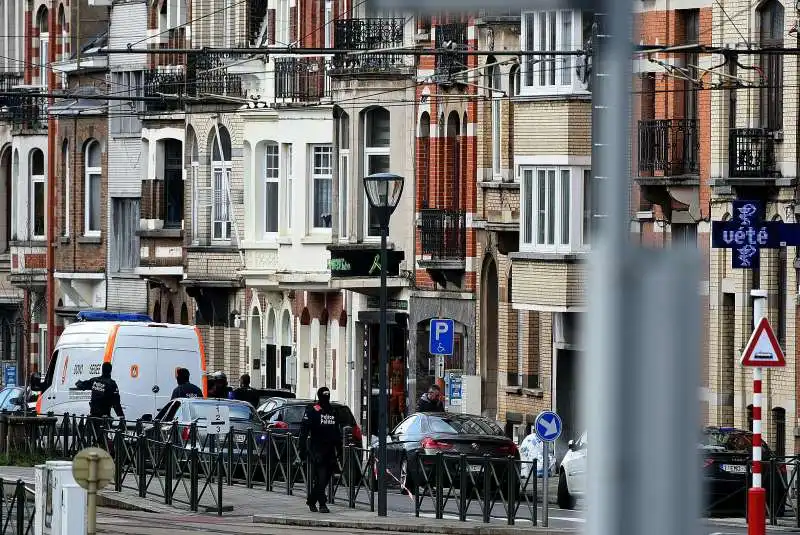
[
  {"left": 190, "top": 402, "right": 257, "bottom": 422},
  {"left": 700, "top": 430, "right": 755, "bottom": 453},
  {"left": 427, "top": 416, "right": 504, "bottom": 436}
]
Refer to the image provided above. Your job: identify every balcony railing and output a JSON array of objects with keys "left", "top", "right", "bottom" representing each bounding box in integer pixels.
[
  {"left": 274, "top": 57, "right": 329, "bottom": 102},
  {"left": 435, "top": 23, "right": 468, "bottom": 81},
  {"left": 420, "top": 209, "right": 466, "bottom": 262},
  {"left": 187, "top": 52, "right": 245, "bottom": 98},
  {"left": 638, "top": 119, "right": 699, "bottom": 177},
  {"left": 729, "top": 128, "right": 779, "bottom": 178},
  {"left": 7, "top": 91, "right": 48, "bottom": 131},
  {"left": 331, "top": 18, "right": 409, "bottom": 74},
  {"left": 143, "top": 69, "right": 187, "bottom": 113}
]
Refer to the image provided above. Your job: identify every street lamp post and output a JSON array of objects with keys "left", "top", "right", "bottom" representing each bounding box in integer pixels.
[{"left": 363, "top": 172, "right": 404, "bottom": 518}]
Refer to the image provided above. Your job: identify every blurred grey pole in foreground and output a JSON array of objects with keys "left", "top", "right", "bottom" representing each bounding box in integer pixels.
[
  {"left": 377, "top": 1, "right": 704, "bottom": 533},
  {"left": 584, "top": 3, "right": 702, "bottom": 535}
]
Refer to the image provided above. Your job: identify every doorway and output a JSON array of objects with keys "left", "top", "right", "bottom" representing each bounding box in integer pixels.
[{"left": 480, "top": 256, "right": 499, "bottom": 420}]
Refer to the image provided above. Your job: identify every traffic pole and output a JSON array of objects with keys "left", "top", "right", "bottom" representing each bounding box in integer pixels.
[{"left": 749, "top": 289, "right": 767, "bottom": 535}]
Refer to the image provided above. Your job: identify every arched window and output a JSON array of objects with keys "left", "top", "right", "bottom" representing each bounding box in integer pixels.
[
  {"left": 487, "top": 60, "right": 502, "bottom": 178},
  {"left": 30, "top": 149, "right": 46, "bottom": 239},
  {"left": 211, "top": 126, "right": 232, "bottom": 240},
  {"left": 446, "top": 111, "right": 461, "bottom": 211},
  {"left": 187, "top": 127, "right": 200, "bottom": 243},
  {"left": 36, "top": 6, "right": 49, "bottom": 86},
  {"left": 84, "top": 140, "right": 102, "bottom": 235},
  {"left": 263, "top": 141, "right": 279, "bottom": 235},
  {"left": 759, "top": 0, "right": 783, "bottom": 130},
  {"left": 1, "top": 148, "right": 12, "bottom": 252},
  {"left": 61, "top": 139, "right": 69, "bottom": 237},
  {"left": 418, "top": 113, "right": 430, "bottom": 209},
  {"left": 58, "top": 4, "right": 68, "bottom": 63},
  {"left": 364, "top": 107, "right": 390, "bottom": 237}
]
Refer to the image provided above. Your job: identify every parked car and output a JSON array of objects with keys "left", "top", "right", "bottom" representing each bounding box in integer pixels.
[
  {"left": 253, "top": 389, "right": 296, "bottom": 410},
  {"left": 0, "top": 387, "right": 34, "bottom": 414},
  {"left": 701, "top": 426, "right": 788, "bottom": 517},
  {"left": 146, "top": 398, "right": 267, "bottom": 452},
  {"left": 371, "top": 412, "right": 520, "bottom": 495},
  {"left": 558, "top": 430, "right": 587, "bottom": 509},
  {"left": 258, "top": 398, "right": 363, "bottom": 447}
]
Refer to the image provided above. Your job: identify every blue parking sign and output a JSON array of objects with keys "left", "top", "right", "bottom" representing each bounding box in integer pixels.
[{"left": 429, "top": 319, "right": 454, "bottom": 356}]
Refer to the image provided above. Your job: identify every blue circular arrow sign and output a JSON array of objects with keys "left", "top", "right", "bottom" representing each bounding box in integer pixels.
[{"left": 534, "top": 410, "right": 563, "bottom": 442}]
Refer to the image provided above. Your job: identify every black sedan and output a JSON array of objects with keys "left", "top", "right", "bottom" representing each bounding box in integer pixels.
[
  {"left": 373, "top": 412, "right": 520, "bottom": 495},
  {"left": 702, "top": 427, "right": 788, "bottom": 517}
]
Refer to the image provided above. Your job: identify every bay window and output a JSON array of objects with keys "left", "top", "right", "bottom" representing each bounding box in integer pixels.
[
  {"left": 311, "top": 145, "right": 333, "bottom": 229},
  {"left": 521, "top": 9, "right": 591, "bottom": 95},
  {"left": 520, "top": 165, "right": 589, "bottom": 252}
]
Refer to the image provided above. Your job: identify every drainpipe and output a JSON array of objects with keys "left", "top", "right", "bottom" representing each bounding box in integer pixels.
[{"left": 45, "top": 0, "right": 57, "bottom": 361}]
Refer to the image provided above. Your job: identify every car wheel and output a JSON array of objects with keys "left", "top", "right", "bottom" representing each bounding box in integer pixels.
[
  {"left": 557, "top": 469, "right": 576, "bottom": 510},
  {"left": 400, "top": 457, "right": 416, "bottom": 495}
]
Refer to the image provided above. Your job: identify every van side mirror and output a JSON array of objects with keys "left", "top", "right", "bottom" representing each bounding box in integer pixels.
[
  {"left": 29, "top": 373, "right": 42, "bottom": 391},
  {"left": 141, "top": 414, "right": 153, "bottom": 423}
]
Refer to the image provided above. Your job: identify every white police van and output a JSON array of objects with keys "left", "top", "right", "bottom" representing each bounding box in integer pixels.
[{"left": 35, "top": 312, "right": 207, "bottom": 422}]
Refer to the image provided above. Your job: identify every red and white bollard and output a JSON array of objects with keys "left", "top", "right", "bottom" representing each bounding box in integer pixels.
[{"left": 748, "top": 289, "right": 767, "bottom": 535}]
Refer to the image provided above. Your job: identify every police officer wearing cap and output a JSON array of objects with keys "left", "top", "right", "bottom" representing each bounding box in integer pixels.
[
  {"left": 76, "top": 362, "right": 125, "bottom": 440},
  {"left": 171, "top": 368, "right": 203, "bottom": 399},
  {"left": 299, "top": 386, "right": 342, "bottom": 513}
]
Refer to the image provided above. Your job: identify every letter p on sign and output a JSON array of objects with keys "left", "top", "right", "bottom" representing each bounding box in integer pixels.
[{"left": 429, "top": 319, "right": 455, "bottom": 356}]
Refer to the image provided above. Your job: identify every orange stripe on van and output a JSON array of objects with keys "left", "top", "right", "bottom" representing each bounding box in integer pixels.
[
  {"left": 36, "top": 391, "right": 43, "bottom": 415},
  {"left": 194, "top": 326, "right": 208, "bottom": 397},
  {"left": 104, "top": 325, "right": 120, "bottom": 363}
]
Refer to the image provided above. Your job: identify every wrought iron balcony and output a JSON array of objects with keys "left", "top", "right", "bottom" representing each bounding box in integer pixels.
[
  {"left": 638, "top": 119, "right": 699, "bottom": 177},
  {"left": 420, "top": 209, "right": 466, "bottom": 265},
  {"left": 729, "top": 128, "right": 779, "bottom": 178},
  {"left": 143, "top": 69, "right": 187, "bottom": 113},
  {"left": 187, "top": 52, "right": 245, "bottom": 99},
  {"left": 274, "top": 57, "right": 329, "bottom": 102},
  {"left": 435, "top": 23, "right": 468, "bottom": 82},
  {"left": 0, "top": 73, "right": 24, "bottom": 119},
  {"left": 331, "top": 18, "right": 409, "bottom": 74},
  {"left": 7, "top": 91, "right": 48, "bottom": 131}
]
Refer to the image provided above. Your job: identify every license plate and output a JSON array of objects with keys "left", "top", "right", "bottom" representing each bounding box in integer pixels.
[
  {"left": 468, "top": 465, "right": 483, "bottom": 473},
  {"left": 721, "top": 464, "right": 747, "bottom": 474}
]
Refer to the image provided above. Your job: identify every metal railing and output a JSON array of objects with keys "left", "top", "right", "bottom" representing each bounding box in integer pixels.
[
  {"left": 435, "top": 23, "right": 468, "bottom": 81},
  {"left": 332, "top": 18, "right": 409, "bottom": 74},
  {"left": 6, "top": 92, "right": 47, "bottom": 131},
  {"left": 638, "top": 119, "right": 699, "bottom": 177},
  {"left": 0, "top": 480, "right": 34, "bottom": 535},
  {"left": 728, "top": 128, "right": 778, "bottom": 178},
  {"left": 143, "top": 69, "right": 187, "bottom": 113},
  {"left": 274, "top": 57, "right": 329, "bottom": 102},
  {"left": 420, "top": 209, "right": 467, "bottom": 261},
  {"left": 187, "top": 52, "right": 245, "bottom": 99}
]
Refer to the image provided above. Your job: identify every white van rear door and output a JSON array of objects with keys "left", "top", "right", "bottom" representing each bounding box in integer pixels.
[
  {"left": 112, "top": 332, "right": 158, "bottom": 420},
  {"left": 155, "top": 333, "right": 203, "bottom": 409}
]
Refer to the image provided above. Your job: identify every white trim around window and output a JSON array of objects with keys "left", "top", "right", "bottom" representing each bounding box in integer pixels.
[
  {"left": 264, "top": 142, "right": 280, "bottom": 237},
  {"left": 520, "top": 164, "right": 589, "bottom": 253},
  {"left": 30, "top": 150, "right": 46, "bottom": 241},
  {"left": 311, "top": 144, "right": 333, "bottom": 231},
  {"left": 84, "top": 141, "right": 102, "bottom": 237},
  {"left": 338, "top": 150, "right": 349, "bottom": 240},
  {"left": 520, "top": 9, "right": 589, "bottom": 96},
  {"left": 212, "top": 161, "right": 232, "bottom": 241},
  {"left": 281, "top": 143, "right": 293, "bottom": 234}
]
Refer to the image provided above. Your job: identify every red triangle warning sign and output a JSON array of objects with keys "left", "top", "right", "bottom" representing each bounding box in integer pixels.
[{"left": 741, "top": 317, "right": 786, "bottom": 368}]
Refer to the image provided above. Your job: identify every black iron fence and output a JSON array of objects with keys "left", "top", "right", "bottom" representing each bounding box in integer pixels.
[
  {"left": 143, "top": 69, "right": 187, "bottom": 113},
  {"left": 5, "top": 92, "right": 47, "bottom": 131},
  {"left": 0, "top": 480, "right": 34, "bottom": 535},
  {"left": 638, "top": 119, "right": 699, "bottom": 177},
  {"left": 332, "top": 18, "right": 409, "bottom": 74},
  {"left": 187, "top": 52, "right": 245, "bottom": 99},
  {"left": 434, "top": 23, "right": 468, "bottom": 81},
  {"left": 274, "top": 57, "right": 330, "bottom": 102},
  {"left": 420, "top": 209, "right": 467, "bottom": 261},
  {"left": 728, "top": 128, "right": 778, "bottom": 178}
]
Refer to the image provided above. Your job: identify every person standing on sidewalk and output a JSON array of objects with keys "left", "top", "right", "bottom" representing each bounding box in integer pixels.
[
  {"left": 299, "top": 386, "right": 342, "bottom": 513},
  {"left": 75, "top": 362, "right": 125, "bottom": 442},
  {"left": 416, "top": 385, "right": 445, "bottom": 413},
  {"left": 171, "top": 368, "right": 203, "bottom": 399}
]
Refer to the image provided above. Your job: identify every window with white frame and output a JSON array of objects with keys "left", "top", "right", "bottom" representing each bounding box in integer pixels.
[
  {"left": 311, "top": 145, "right": 333, "bottom": 229},
  {"left": 30, "top": 149, "right": 46, "bottom": 240},
  {"left": 37, "top": 7, "right": 48, "bottom": 87},
  {"left": 264, "top": 142, "right": 280, "bottom": 235},
  {"left": 324, "top": 1, "right": 333, "bottom": 48},
  {"left": 211, "top": 127, "right": 232, "bottom": 241},
  {"left": 84, "top": 140, "right": 102, "bottom": 235},
  {"left": 62, "top": 140, "right": 69, "bottom": 237},
  {"left": 521, "top": 10, "right": 590, "bottom": 95},
  {"left": 521, "top": 165, "right": 589, "bottom": 251},
  {"left": 364, "top": 108, "right": 390, "bottom": 237},
  {"left": 276, "top": 0, "right": 290, "bottom": 45},
  {"left": 338, "top": 113, "right": 349, "bottom": 239},
  {"left": 282, "top": 143, "right": 293, "bottom": 232},
  {"left": 188, "top": 134, "right": 200, "bottom": 244}
]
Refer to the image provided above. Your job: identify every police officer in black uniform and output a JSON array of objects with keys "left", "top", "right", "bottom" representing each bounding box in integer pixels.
[
  {"left": 75, "top": 362, "right": 125, "bottom": 442},
  {"left": 299, "top": 386, "right": 341, "bottom": 513},
  {"left": 233, "top": 374, "right": 258, "bottom": 407},
  {"left": 171, "top": 368, "right": 203, "bottom": 399}
]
